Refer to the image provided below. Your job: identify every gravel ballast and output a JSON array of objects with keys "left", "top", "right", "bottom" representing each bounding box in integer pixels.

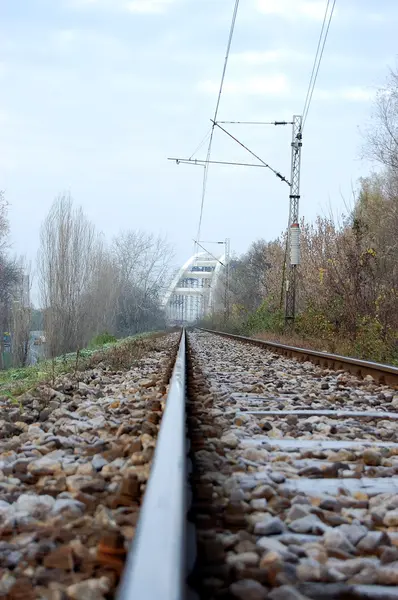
[
  {"left": 0, "top": 333, "right": 179, "bottom": 599},
  {"left": 187, "top": 330, "right": 398, "bottom": 600}
]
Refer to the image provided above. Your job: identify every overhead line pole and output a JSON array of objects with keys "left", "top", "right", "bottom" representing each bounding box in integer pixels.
[
  {"left": 224, "top": 237, "right": 231, "bottom": 321},
  {"left": 285, "top": 115, "right": 303, "bottom": 325}
]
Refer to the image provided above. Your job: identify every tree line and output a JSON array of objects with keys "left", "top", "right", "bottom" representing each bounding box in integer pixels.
[
  {"left": 3, "top": 64, "right": 398, "bottom": 367},
  {"left": 0, "top": 193, "right": 31, "bottom": 368},
  {"left": 206, "top": 66, "right": 398, "bottom": 363},
  {"left": 0, "top": 193, "right": 173, "bottom": 368}
]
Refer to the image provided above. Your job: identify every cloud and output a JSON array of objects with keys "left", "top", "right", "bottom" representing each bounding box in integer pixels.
[
  {"left": 52, "top": 28, "right": 129, "bottom": 60},
  {"left": 341, "top": 88, "right": 374, "bottom": 102},
  {"left": 65, "top": 0, "right": 109, "bottom": 7},
  {"left": 65, "top": 0, "right": 176, "bottom": 13},
  {"left": 256, "top": 0, "right": 328, "bottom": 21},
  {"left": 231, "top": 50, "right": 310, "bottom": 65},
  {"left": 0, "top": 109, "right": 9, "bottom": 125},
  {"left": 197, "top": 74, "right": 290, "bottom": 97},
  {"left": 126, "top": 0, "right": 176, "bottom": 13},
  {"left": 54, "top": 29, "right": 79, "bottom": 44},
  {"left": 315, "top": 87, "right": 374, "bottom": 102},
  {"left": 231, "top": 50, "right": 284, "bottom": 65}
]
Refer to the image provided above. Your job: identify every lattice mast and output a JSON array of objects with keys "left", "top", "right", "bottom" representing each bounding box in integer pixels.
[
  {"left": 224, "top": 237, "right": 231, "bottom": 320},
  {"left": 285, "top": 115, "right": 303, "bottom": 323}
]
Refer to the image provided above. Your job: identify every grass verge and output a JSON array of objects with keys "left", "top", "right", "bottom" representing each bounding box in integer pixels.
[
  {"left": 0, "top": 331, "right": 167, "bottom": 402},
  {"left": 253, "top": 330, "right": 398, "bottom": 365}
]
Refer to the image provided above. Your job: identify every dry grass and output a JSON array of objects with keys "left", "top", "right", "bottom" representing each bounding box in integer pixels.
[{"left": 253, "top": 330, "right": 357, "bottom": 358}]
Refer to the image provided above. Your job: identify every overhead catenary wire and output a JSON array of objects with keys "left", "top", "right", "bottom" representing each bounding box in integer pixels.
[
  {"left": 195, "top": 0, "right": 240, "bottom": 246},
  {"left": 302, "top": 0, "right": 336, "bottom": 130},
  {"left": 189, "top": 127, "right": 213, "bottom": 160},
  {"left": 302, "top": 0, "right": 331, "bottom": 122}
]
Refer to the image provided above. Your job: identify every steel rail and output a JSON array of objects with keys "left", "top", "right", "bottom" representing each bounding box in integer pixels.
[
  {"left": 117, "top": 330, "right": 187, "bottom": 600},
  {"left": 198, "top": 328, "right": 398, "bottom": 386}
]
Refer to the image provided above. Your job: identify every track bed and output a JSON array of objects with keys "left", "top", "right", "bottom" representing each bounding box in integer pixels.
[
  {"left": 0, "top": 333, "right": 179, "bottom": 599},
  {"left": 187, "top": 330, "right": 398, "bottom": 600}
]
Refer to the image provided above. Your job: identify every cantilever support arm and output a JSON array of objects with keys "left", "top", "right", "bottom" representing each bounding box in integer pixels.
[{"left": 211, "top": 120, "right": 290, "bottom": 185}]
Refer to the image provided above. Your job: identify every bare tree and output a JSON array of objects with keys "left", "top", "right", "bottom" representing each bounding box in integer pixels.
[
  {"left": 37, "top": 196, "right": 173, "bottom": 357},
  {"left": 0, "top": 191, "right": 8, "bottom": 251},
  {"left": 38, "top": 194, "right": 100, "bottom": 356},
  {"left": 0, "top": 193, "right": 19, "bottom": 369},
  {"left": 112, "top": 231, "right": 173, "bottom": 335},
  {"left": 0, "top": 259, "right": 20, "bottom": 369},
  {"left": 11, "top": 258, "right": 32, "bottom": 367},
  {"left": 80, "top": 240, "right": 120, "bottom": 338},
  {"left": 365, "top": 67, "right": 398, "bottom": 172}
]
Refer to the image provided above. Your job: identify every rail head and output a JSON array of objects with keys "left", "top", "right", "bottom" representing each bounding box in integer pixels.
[
  {"left": 117, "top": 330, "right": 186, "bottom": 600},
  {"left": 198, "top": 328, "right": 398, "bottom": 386}
]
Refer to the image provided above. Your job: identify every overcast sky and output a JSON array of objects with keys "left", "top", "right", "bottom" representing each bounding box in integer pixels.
[{"left": 1, "top": 0, "right": 397, "bottom": 275}]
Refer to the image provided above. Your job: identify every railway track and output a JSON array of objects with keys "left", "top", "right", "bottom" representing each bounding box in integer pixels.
[
  {"left": 2, "top": 328, "right": 398, "bottom": 599},
  {"left": 120, "top": 328, "right": 398, "bottom": 600}
]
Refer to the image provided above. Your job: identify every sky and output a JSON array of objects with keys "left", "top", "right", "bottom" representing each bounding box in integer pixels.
[{"left": 1, "top": 0, "right": 397, "bottom": 278}]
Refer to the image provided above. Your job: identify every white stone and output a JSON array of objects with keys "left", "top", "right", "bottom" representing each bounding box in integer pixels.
[
  {"left": 323, "top": 529, "right": 356, "bottom": 554},
  {"left": 221, "top": 433, "right": 239, "bottom": 449},
  {"left": 27, "top": 456, "right": 62, "bottom": 475},
  {"left": 67, "top": 576, "right": 111, "bottom": 600},
  {"left": 289, "top": 514, "right": 329, "bottom": 535},
  {"left": 0, "top": 500, "right": 11, "bottom": 514},
  {"left": 15, "top": 494, "right": 55, "bottom": 516},
  {"left": 226, "top": 552, "right": 259, "bottom": 566},
  {"left": 27, "top": 425, "right": 46, "bottom": 439},
  {"left": 377, "top": 561, "right": 398, "bottom": 585},
  {"left": 52, "top": 498, "right": 85, "bottom": 516},
  {"left": 384, "top": 509, "right": 398, "bottom": 527}
]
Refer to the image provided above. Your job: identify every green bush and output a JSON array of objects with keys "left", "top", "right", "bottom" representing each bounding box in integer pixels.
[
  {"left": 354, "top": 317, "right": 388, "bottom": 362},
  {"left": 246, "top": 300, "right": 284, "bottom": 334},
  {"left": 295, "top": 304, "right": 334, "bottom": 342},
  {"left": 89, "top": 332, "right": 117, "bottom": 348}
]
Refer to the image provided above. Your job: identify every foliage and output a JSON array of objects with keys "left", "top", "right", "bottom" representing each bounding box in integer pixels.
[
  {"left": 295, "top": 304, "right": 334, "bottom": 342},
  {"left": 353, "top": 317, "right": 398, "bottom": 363},
  {"left": 89, "top": 332, "right": 117, "bottom": 348},
  {"left": 246, "top": 301, "right": 284, "bottom": 335}
]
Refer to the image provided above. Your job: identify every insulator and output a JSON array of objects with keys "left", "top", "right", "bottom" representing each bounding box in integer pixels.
[{"left": 290, "top": 223, "right": 300, "bottom": 265}]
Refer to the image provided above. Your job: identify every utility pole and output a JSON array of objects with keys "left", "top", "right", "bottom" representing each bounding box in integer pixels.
[
  {"left": 224, "top": 237, "right": 230, "bottom": 320},
  {"left": 285, "top": 115, "right": 303, "bottom": 325}
]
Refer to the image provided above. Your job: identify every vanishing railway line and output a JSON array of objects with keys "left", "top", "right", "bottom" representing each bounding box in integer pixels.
[
  {"left": 2, "top": 328, "right": 398, "bottom": 599},
  {"left": 121, "top": 328, "right": 398, "bottom": 600}
]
